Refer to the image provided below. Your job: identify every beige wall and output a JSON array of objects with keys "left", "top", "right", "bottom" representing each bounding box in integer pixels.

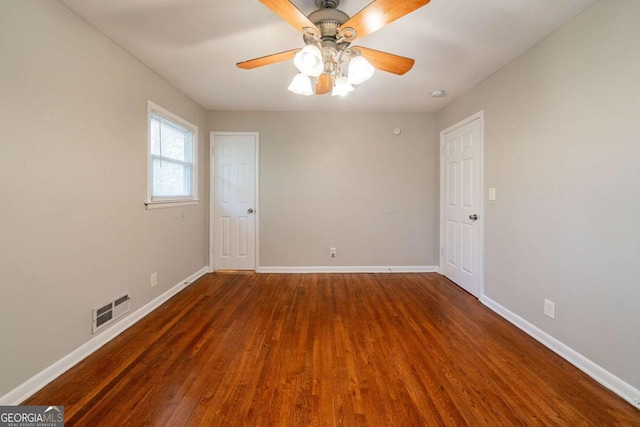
[
  {"left": 0, "top": 1, "right": 208, "bottom": 396},
  {"left": 438, "top": 0, "right": 640, "bottom": 390},
  {"left": 209, "top": 112, "right": 439, "bottom": 268}
]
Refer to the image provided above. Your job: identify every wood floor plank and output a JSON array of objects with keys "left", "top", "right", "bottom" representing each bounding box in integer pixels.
[{"left": 24, "top": 273, "right": 640, "bottom": 426}]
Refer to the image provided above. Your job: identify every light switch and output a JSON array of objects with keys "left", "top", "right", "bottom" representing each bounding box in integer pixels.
[{"left": 488, "top": 188, "right": 496, "bottom": 201}]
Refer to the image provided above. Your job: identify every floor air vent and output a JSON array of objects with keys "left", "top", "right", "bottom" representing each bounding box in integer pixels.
[{"left": 92, "top": 292, "right": 130, "bottom": 334}]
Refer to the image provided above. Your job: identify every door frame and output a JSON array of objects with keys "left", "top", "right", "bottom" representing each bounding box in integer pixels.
[
  {"left": 439, "top": 111, "right": 485, "bottom": 297},
  {"left": 209, "top": 131, "right": 260, "bottom": 272}
]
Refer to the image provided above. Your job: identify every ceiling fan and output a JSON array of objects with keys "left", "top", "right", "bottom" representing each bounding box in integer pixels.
[{"left": 237, "top": 0, "right": 431, "bottom": 96}]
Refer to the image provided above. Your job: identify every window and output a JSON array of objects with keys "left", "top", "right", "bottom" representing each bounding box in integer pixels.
[{"left": 146, "top": 101, "right": 198, "bottom": 208}]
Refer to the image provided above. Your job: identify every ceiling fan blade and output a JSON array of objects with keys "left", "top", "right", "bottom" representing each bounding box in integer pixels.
[
  {"left": 353, "top": 46, "right": 415, "bottom": 75},
  {"left": 236, "top": 48, "right": 300, "bottom": 69},
  {"left": 340, "top": 0, "right": 431, "bottom": 43},
  {"left": 315, "top": 74, "right": 333, "bottom": 95},
  {"left": 260, "top": 0, "right": 320, "bottom": 34}
]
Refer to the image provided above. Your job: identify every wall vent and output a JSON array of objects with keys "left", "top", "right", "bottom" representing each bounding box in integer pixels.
[{"left": 92, "top": 292, "right": 130, "bottom": 334}]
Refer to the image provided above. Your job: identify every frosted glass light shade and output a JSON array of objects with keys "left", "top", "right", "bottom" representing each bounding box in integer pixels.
[
  {"left": 348, "top": 56, "right": 375, "bottom": 85},
  {"left": 331, "top": 77, "right": 354, "bottom": 97},
  {"left": 294, "top": 45, "right": 324, "bottom": 77},
  {"left": 288, "top": 73, "right": 313, "bottom": 96}
]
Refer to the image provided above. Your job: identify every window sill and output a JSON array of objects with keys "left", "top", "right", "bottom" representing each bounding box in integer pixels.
[{"left": 145, "top": 199, "right": 200, "bottom": 210}]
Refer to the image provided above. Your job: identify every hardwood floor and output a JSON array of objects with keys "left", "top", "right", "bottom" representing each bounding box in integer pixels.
[{"left": 25, "top": 273, "right": 639, "bottom": 426}]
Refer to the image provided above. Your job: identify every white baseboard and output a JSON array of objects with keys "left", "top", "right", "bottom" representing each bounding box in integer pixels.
[
  {"left": 256, "top": 266, "right": 439, "bottom": 274},
  {"left": 480, "top": 295, "right": 640, "bottom": 410},
  {"left": 0, "top": 266, "right": 210, "bottom": 406}
]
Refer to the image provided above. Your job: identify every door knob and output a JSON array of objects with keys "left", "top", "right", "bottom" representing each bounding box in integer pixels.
[
  {"left": 469, "top": 214, "right": 478, "bottom": 221},
  {"left": 247, "top": 208, "right": 254, "bottom": 214}
]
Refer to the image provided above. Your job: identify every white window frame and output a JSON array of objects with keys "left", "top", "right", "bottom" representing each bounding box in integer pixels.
[{"left": 146, "top": 101, "right": 199, "bottom": 209}]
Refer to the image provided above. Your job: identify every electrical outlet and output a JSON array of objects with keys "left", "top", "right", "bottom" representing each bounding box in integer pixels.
[
  {"left": 150, "top": 273, "right": 158, "bottom": 288},
  {"left": 330, "top": 248, "right": 336, "bottom": 258},
  {"left": 544, "top": 299, "right": 555, "bottom": 319}
]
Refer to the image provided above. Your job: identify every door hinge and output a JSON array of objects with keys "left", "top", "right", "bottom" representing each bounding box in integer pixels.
[{"left": 440, "top": 247, "right": 444, "bottom": 256}]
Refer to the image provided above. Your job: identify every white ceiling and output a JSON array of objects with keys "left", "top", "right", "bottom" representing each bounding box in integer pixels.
[{"left": 58, "top": 0, "right": 597, "bottom": 112}]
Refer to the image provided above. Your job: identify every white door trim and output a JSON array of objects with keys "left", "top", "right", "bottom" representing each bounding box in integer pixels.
[
  {"left": 439, "top": 111, "right": 484, "bottom": 297},
  {"left": 209, "top": 131, "right": 260, "bottom": 272}
]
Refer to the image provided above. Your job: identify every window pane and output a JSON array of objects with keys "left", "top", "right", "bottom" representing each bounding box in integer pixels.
[
  {"left": 150, "top": 114, "right": 193, "bottom": 163},
  {"left": 162, "top": 123, "right": 188, "bottom": 161},
  {"left": 152, "top": 159, "right": 192, "bottom": 198}
]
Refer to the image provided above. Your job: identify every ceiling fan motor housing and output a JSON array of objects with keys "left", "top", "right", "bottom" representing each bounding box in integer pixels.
[
  {"left": 315, "top": 0, "right": 340, "bottom": 8},
  {"left": 305, "top": 7, "right": 350, "bottom": 40}
]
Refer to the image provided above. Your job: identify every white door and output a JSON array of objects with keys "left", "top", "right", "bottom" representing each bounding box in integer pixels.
[
  {"left": 440, "top": 114, "right": 482, "bottom": 297},
  {"left": 212, "top": 133, "right": 258, "bottom": 270}
]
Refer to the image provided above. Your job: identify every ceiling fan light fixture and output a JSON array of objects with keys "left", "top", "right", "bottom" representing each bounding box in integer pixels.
[
  {"left": 331, "top": 76, "right": 354, "bottom": 96},
  {"left": 288, "top": 73, "right": 314, "bottom": 96},
  {"left": 347, "top": 56, "right": 375, "bottom": 85},
  {"left": 294, "top": 45, "right": 324, "bottom": 77}
]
